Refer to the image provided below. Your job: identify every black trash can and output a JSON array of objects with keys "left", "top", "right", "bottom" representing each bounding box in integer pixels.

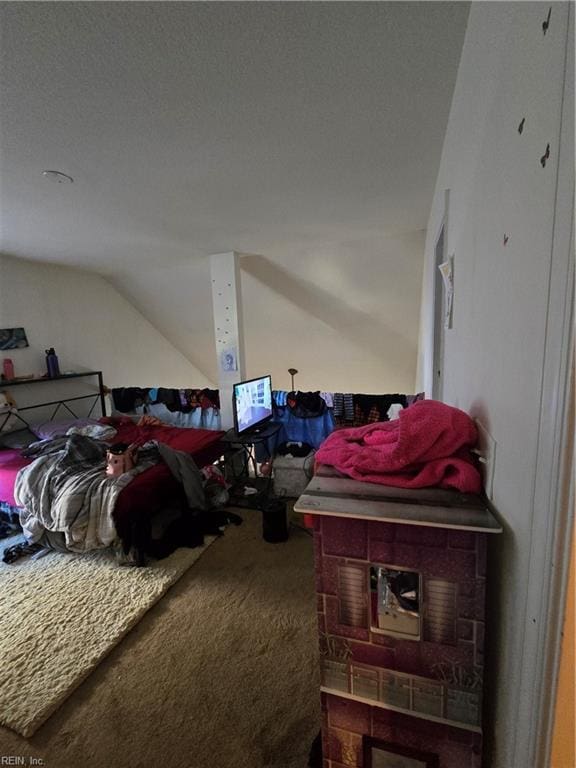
[{"left": 261, "top": 497, "right": 289, "bottom": 543}]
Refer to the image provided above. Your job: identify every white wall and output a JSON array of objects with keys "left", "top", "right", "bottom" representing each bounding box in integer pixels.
[
  {"left": 416, "top": 4, "right": 573, "bottom": 767},
  {"left": 241, "top": 232, "right": 425, "bottom": 394},
  {"left": 0, "top": 255, "right": 214, "bottom": 392},
  {"left": 113, "top": 229, "right": 425, "bottom": 396}
]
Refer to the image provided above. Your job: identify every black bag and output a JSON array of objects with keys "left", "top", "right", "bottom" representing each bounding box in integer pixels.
[{"left": 286, "top": 391, "right": 326, "bottom": 419}]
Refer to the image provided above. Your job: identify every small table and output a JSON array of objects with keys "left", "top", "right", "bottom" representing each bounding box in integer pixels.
[
  {"left": 222, "top": 421, "right": 282, "bottom": 480},
  {"left": 222, "top": 424, "right": 282, "bottom": 511}
]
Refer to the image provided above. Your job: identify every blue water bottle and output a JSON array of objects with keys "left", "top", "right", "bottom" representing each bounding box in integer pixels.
[{"left": 45, "top": 348, "right": 60, "bottom": 378}]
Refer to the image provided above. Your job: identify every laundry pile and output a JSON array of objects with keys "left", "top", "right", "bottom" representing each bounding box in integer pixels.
[
  {"left": 315, "top": 399, "right": 482, "bottom": 493},
  {"left": 272, "top": 390, "right": 417, "bottom": 426},
  {"left": 111, "top": 387, "right": 220, "bottom": 413}
]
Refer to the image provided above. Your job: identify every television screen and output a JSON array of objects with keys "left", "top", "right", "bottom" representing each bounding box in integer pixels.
[{"left": 233, "top": 375, "right": 273, "bottom": 435}]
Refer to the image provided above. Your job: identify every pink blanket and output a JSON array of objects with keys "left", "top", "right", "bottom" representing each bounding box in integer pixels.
[
  {"left": 0, "top": 449, "right": 31, "bottom": 507},
  {"left": 315, "top": 399, "right": 482, "bottom": 493}
]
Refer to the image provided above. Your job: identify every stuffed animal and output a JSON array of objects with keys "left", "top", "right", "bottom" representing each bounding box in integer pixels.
[{"left": 0, "top": 390, "right": 19, "bottom": 433}]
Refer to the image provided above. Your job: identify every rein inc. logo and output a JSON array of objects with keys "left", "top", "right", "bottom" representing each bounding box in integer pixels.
[{"left": 0, "top": 759, "right": 44, "bottom": 766}]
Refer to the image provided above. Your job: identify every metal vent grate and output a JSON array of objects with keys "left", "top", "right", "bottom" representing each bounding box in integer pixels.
[
  {"left": 338, "top": 564, "right": 368, "bottom": 627},
  {"left": 424, "top": 578, "right": 457, "bottom": 644}
]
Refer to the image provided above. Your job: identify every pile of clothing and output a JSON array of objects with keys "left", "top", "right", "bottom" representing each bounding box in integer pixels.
[
  {"left": 272, "top": 390, "right": 423, "bottom": 426},
  {"left": 111, "top": 387, "right": 220, "bottom": 414},
  {"left": 315, "top": 399, "right": 482, "bottom": 493},
  {"left": 0, "top": 501, "right": 20, "bottom": 542},
  {"left": 333, "top": 393, "right": 409, "bottom": 426}
]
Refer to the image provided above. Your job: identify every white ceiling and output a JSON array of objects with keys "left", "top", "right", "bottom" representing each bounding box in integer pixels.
[{"left": 0, "top": 1, "right": 469, "bottom": 383}]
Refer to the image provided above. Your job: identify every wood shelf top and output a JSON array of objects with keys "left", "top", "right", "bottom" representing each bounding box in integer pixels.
[
  {"left": 0, "top": 371, "right": 102, "bottom": 388},
  {"left": 294, "top": 466, "right": 502, "bottom": 533}
]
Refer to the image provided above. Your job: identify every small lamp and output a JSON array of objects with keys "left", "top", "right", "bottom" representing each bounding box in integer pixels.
[{"left": 288, "top": 368, "right": 298, "bottom": 391}]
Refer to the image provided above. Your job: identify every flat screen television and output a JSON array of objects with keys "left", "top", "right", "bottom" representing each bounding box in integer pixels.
[{"left": 232, "top": 375, "right": 273, "bottom": 435}]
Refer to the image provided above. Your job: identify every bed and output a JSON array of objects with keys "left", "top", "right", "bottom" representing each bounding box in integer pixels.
[
  {"left": 0, "top": 373, "right": 226, "bottom": 565},
  {"left": 104, "top": 417, "right": 225, "bottom": 560}
]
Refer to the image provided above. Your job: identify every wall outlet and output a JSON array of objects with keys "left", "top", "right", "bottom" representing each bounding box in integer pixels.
[{"left": 474, "top": 419, "right": 497, "bottom": 500}]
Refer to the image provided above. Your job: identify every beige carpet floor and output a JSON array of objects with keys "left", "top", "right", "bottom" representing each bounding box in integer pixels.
[
  {"left": 0, "top": 530, "right": 219, "bottom": 737},
  {"left": 0, "top": 510, "right": 320, "bottom": 768}
]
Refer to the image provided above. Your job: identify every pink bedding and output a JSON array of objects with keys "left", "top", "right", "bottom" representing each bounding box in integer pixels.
[
  {"left": 315, "top": 399, "right": 482, "bottom": 493},
  {"left": 0, "top": 449, "right": 31, "bottom": 507}
]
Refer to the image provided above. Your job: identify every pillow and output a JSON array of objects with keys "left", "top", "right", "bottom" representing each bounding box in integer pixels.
[
  {"left": 0, "top": 428, "right": 39, "bottom": 450},
  {"left": 33, "top": 418, "right": 100, "bottom": 441}
]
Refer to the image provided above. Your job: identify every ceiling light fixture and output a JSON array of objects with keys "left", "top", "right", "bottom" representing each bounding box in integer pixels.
[{"left": 41, "top": 170, "right": 74, "bottom": 184}]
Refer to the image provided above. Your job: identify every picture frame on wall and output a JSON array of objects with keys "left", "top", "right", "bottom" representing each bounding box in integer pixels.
[
  {"left": 220, "top": 347, "right": 238, "bottom": 372},
  {"left": 0, "top": 327, "right": 29, "bottom": 350},
  {"left": 363, "top": 737, "right": 439, "bottom": 768}
]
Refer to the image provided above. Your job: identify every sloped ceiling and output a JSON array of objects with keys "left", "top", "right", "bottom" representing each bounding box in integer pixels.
[{"left": 0, "top": 2, "right": 469, "bottom": 387}]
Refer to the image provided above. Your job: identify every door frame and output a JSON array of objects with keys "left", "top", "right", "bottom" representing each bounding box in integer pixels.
[{"left": 514, "top": 6, "right": 574, "bottom": 766}]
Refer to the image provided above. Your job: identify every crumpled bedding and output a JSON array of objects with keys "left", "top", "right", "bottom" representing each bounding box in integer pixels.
[
  {"left": 14, "top": 434, "right": 207, "bottom": 553},
  {"left": 315, "top": 399, "right": 482, "bottom": 493},
  {"left": 66, "top": 423, "right": 117, "bottom": 441},
  {"left": 15, "top": 435, "right": 154, "bottom": 552}
]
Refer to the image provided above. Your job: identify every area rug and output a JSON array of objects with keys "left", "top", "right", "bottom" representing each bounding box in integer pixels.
[
  {"left": 0, "top": 535, "right": 216, "bottom": 737},
  {"left": 0, "top": 511, "right": 320, "bottom": 768}
]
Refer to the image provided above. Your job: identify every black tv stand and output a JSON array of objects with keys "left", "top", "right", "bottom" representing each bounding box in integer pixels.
[{"left": 222, "top": 422, "right": 282, "bottom": 500}]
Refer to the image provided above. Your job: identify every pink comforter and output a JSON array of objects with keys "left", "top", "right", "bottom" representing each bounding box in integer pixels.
[
  {"left": 315, "top": 399, "right": 482, "bottom": 493},
  {"left": 0, "top": 449, "right": 31, "bottom": 507}
]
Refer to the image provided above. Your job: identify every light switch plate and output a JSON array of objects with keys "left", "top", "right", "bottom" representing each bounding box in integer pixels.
[{"left": 474, "top": 419, "right": 496, "bottom": 500}]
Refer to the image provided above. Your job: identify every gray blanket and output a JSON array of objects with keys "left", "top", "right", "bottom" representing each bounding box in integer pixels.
[{"left": 15, "top": 435, "right": 206, "bottom": 553}]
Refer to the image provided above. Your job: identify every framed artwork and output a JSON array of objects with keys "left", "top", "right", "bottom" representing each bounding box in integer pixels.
[
  {"left": 220, "top": 347, "right": 238, "bottom": 372},
  {"left": 0, "top": 327, "right": 29, "bottom": 350},
  {"left": 363, "top": 737, "right": 439, "bottom": 768}
]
